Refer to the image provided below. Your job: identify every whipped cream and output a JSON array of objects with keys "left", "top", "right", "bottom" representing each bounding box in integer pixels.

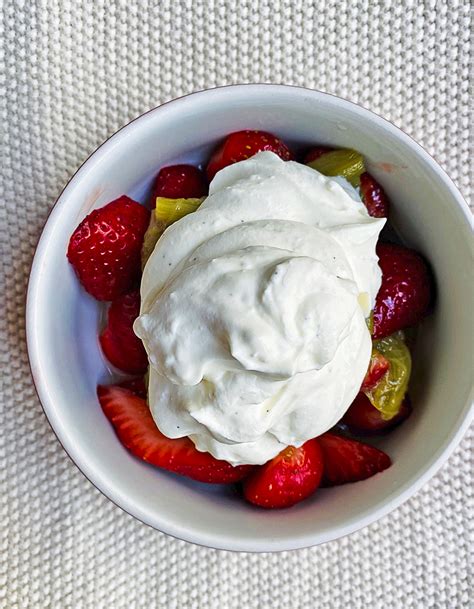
[{"left": 135, "top": 152, "right": 385, "bottom": 465}]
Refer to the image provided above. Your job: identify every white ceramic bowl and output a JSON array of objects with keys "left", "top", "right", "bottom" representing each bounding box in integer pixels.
[{"left": 27, "top": 85, "right": 473, "bottom": 552}]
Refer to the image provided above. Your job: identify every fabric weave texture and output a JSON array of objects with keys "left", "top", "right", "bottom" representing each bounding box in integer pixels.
[{"left": 1, "top": 1, "right": 472, "bottom": 608}]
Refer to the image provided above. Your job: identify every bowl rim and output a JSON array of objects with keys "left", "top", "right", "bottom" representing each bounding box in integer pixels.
[{"left": 26, "top": 83, "right": 474, "bottom": 552}]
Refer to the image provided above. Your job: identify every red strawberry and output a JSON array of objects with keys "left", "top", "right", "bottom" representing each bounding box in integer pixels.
[
  {"left": 361, "top": 350, "right": 390, "bottom": 390},
  {"left": 318, "top": 433, "right": 391, "bottom": 486},
  {"left": 373, "top": 243, "right": 433, "bottom": 339},
  {"left": 118, "top": 377, "right": 147, "bottom": 399},
  {"left": 98, "top": 385, "right": 253, "bottom": 483},
  {"left": 242, "top": 440, "right": 323, "bottom": 509},
  {"left": 342, "top": 393, "right": 412, "bottom": 435},
  {"left": 360, "top": 172, "right": 390, "bottom": 218},
  {"left": 151, "top": 164, "right": 208, "bottom": 204},
  {"left": 67, "top": 196, "right": 150, "bottom": 301},
  {"left": 99, "top": 290, "right": 148, "bottom": 374},
  {"left": 206, "top": 130, "right": 293, "bottom": 180},
  {"left": 303, "top": 145, "right": 334, "bottom": 164}
]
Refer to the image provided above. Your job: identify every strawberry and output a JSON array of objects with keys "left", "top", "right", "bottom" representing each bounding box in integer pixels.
[
  {"left": 303, "top": 145, "right": 334, "bottom": 164},
  {"left": 361, "top": 350, "right": 390, "bottom": 390},
  {"left": 99, "top": 290, "right": 148, "bottom": 374},
  {"left": 98, "top": 385, "right": 253, "bottom": 483},
  {"left": 342, "top": 393, "right": 412, "bottom": 435},
  {"left": 118, "top": 377, "right": 147, "bottom": 399},
  {"left": 318, "top": 432, "right": 391, "bottom": 486},
  {"left": 151, "top": 164, "right": 208, "bottom": 204},
  {"left": 373, "top": 243, "right": 433, "bottom": 339},
  {"left": 360, "top": 172, "right": 390, "bottom": 218},
  {"left": 206, "top": 130, "right": 293, "bottom": 181},
  {"left": 67, "top": 195, "right": 150, "bottom": 301},
  {"left": 242, "top": 440, "right": 323, "bottom": 509}
]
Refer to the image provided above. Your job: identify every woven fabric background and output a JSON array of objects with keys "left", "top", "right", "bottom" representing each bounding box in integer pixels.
[{"left": 1, "top": 1, "right": 472, "bottom": 608}]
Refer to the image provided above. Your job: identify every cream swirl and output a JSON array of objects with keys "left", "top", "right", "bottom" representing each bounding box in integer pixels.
[{"left": 135, "top": 152, "right": 385, "bottom": 465}]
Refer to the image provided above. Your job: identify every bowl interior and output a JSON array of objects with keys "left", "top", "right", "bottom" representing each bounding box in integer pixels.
[{"left": 27, "top": 85, "right": 473, "bottom": 551}]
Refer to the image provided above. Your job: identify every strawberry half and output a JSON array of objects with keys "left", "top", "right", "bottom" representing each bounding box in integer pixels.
[
  {"left": 98, "top": 385, "right": 253, "bottom": 483},
  {"left": 151, "top": 164, "right": 208, "bottom": 204},
  {"left": 360, "top": 172, "right": 390, "bottom": 218},
  {"left": 342, "top": 393, "right": 412, "bottom": 435},
  {"left": 99, "top": 290, "right": 148, "bottom": 375},
  {"left": 242, "top": 440, "right": 323, "bottom": 509},
  {"left": 373, "top": 243, "right": 433, "bottom": 339},
  {"left": 67, "top": 195, "right": 150, "bottom": 301},
  {"left": 206, "top": 130, "right": 293, "bottom": 181},
  {"left": 318, "top": 433, "right": 391, "bottom": 486},
  {"left": 361, "top": 350, "right": 390, "bottom": 391}
]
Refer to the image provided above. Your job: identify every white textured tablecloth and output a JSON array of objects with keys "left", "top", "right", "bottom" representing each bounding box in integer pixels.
[{"left": 1, "top": 2, "right": 472, "bottom": 608}]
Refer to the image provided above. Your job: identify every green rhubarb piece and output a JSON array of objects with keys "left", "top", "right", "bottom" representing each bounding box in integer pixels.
[
  {"left": 307, "top": 148, "right": 365, "bottom": 186},
  {"left": 154, "top": 196, "right": 204, "bottom": 225},
  {"left": 364, "top": 331, "right": 412, "bottom": 420},
  {"left": 141, "top": 196, "right": 205, "bottom": 267},
  {"left": 141, "top": 213, "right": 166, "bottom": 268}
]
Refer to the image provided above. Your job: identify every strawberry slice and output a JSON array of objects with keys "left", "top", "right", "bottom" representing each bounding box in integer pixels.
[
  {"left": 360, "top": 172, "right": 390, "bottom": 218},
  {"left": 99, "top": 290, "right": 148, "bottom": 374},
  {"left": 373, "top": 243, "right": 433, "bottom": 339},
  {"left": 318, "top": 433, "right": 391, "bottom": 486},
  {"left": 242, "top": 440, "right": 323, "bottom": 509},
  {"left": 118, "top": 377, "right": 147, "bottom": 399},
  {"left": 303, "top": 145, "right": 334, "bottom": 164},
  {"left": 342, "top": 393, "right": 412, "bottom": 435},
  {"left": 67, "top": 195, "right": 150, "bottom": 301},
  {"left": 361, "top": 349, "right": 390, "bottom": 391},
  {"left": 98, "top": 385, "right": 253, "bottom": 483},
  {"left": 206, "top": 130, "right": 293, "bottom": 180},
  {"left": 151, "top": 164, "right": 208, "bottom": 204}
]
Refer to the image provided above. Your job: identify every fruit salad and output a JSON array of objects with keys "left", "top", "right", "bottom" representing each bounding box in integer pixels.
[{"left": 67, "top": 130, "right": 433, "bottom": 509}]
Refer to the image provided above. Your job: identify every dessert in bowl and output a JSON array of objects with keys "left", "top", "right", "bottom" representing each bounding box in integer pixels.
[{"left": 27, "top": 85, "right": 473, "bottom": 551}]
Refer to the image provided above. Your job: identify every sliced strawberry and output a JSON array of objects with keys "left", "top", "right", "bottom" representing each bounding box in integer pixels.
[
  {"left": 67, "top": 195, "right": 150, "bottom": 301},
  {"left": 206, "top": 130, "right": 293, "bottom": 181},
  {"left": 303, "top": 145, "right": 334, "bottom": 164},
  {"left": 99, "top": 290, "right": 148, "bottom": 374},
  {"left": 342, "top": 393, "right": 412, "bottom": 435},
  {"left": 373, "top": 243, "right": 433, "bottom": 339},
  {"left": 318, "top": 432, "right": 391, "bottom": 486},
  {"left": 151, "top": 164, "right": 208, "bottom": 204},
  {"left": 242, "top": 440, "right": 323, "bottom": 509},
  {"left": 361, "top": 350, "right": 390, "bottom": 390},
  {"left": 118, "top": 377, "right": 147, "bottom": 399},
  {"left": 98, "top": 385, "right": 253, "bottom": 483},
  {"left": 360, "top": 172, "right": 390, "bottom": 218}
]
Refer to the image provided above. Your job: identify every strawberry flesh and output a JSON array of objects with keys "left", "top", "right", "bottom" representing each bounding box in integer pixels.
[
  {"left": 67, "top": 195, "right": 150, "bottom": 301},
  {"left": 318, "top": 432, "right": 391, "bottom": 486},
  {"left": 206, "top": 130, "right": 293, "bottom": 181},
  {"left": 342, "top": 393, "right": 412, "bottom": 435},
  {"left": 373, "top": 242, "right": 433, "bottom": 339},
  {"left": 151, "top": 164, "right": 208, "bottom": 204},
  {"left": 99, "top": 290, "right": 148, "bottom": 375},
  {"left": 361, "top": 350, "right": 390, "bottom": 390},
  {"left": 360, "top": 172, "right": 390, "bottom": 218},
  {"left": 98, "top": 385, "right": 253, "bottom": 483},
  {"left": 242, "top": 439, "right": 323, "bottom": 508}
]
